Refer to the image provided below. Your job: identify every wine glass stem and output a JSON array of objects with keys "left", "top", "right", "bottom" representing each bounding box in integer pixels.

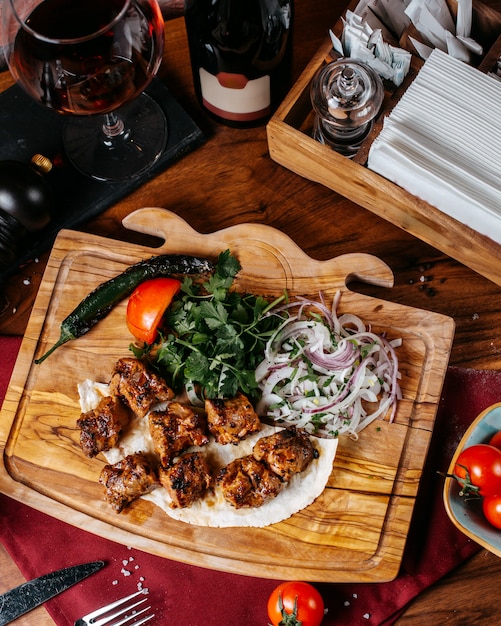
[{"left": 102, "top": 112, "right": 125, "bottom": 139}]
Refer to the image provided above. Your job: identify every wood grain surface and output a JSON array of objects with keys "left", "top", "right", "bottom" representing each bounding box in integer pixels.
[
  {"left": 1, "top": 0, "right": 501, "bottom": 623},
  {"left": 0, "top": 210, "right": 454, "bottom": 582}
]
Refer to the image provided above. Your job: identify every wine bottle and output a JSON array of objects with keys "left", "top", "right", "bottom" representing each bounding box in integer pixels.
[{"left": 184, "top": 0, "right": 294, "bottom": 127}]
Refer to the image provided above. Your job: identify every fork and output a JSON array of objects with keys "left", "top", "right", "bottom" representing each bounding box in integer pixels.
[{"left": 74, "top": 589, "right": 155, "bottom": 626}]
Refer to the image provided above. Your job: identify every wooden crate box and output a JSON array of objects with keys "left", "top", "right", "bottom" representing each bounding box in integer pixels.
[{"left": 267, "top": 0, "right": 501, "bottom": 287}]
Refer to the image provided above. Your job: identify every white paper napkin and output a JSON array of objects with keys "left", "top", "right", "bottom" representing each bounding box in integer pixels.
[{"left": 367, "top": 49, "right": 501, "bottom": 244}]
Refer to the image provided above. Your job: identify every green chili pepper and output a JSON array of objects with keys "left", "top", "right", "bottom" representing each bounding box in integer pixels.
[{"left": 35, "top": 254, "right": 214, "bottom": 364}]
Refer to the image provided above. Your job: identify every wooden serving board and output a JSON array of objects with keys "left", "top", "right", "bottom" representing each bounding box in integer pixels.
[{"left": 0, "top": 208, "right": 455, "bottom": 582}]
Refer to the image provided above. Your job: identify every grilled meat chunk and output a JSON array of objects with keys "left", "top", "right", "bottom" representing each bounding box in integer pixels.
[
  {"left": 99, "top": 452, "right": 157, "bottom": 513},
  {"left": 110, "top": 357, "right": 174, "bottom": 417},
  {"left": 252, "top": 426, "right": 319, "bottom": 481},
  {"left": 77, "top": 395, "right": 130, "bottom": 458},
  {"left": 205, "top": 392, "right": 260, "bottom": 445},
  {"left": 217, "top": 455, "right": 284, "bottom": 508},
  {"left": 148, "top": 402, "right": 209, "bottom": 467},
  {"left": 158, "top": 451, "right": 212, "bottom": 508}
]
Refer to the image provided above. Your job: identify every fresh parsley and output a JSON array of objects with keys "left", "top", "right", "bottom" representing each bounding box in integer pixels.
[{"left": 133, "top": 250, "right": 286, "bottom": 400}]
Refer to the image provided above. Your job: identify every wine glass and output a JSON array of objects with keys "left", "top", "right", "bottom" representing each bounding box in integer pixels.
[{"left": 2, "top": 0, "right": 167, "bottom": 182}]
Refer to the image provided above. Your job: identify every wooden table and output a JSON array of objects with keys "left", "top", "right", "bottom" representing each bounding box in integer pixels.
[{"left": 1, "top": 1, "right": 501, "bottom": 623}]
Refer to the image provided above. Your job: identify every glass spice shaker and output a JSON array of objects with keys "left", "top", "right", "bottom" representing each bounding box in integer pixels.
[{"left": 310, "top": 59, "right": 384, "bottom": 157}]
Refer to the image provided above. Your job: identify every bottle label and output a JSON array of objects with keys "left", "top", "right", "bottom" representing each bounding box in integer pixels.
[{"left": 199, "top": 68, "right": 271, "bottom": 122}]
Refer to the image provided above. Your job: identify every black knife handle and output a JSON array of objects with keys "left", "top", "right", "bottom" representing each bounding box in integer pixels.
[{"left": 0, "top": 560, "right": 105, "bottom": 625}]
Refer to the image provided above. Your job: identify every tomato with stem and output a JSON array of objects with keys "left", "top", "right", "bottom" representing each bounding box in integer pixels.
[
  {"left": 126, "top": 277, "right": 181, "bottom": 344},
  {"left": 453, "top": 444, "right": 501, "bottom": 498},
  {"left": 268, "top": 581, "right": 324, "bottom": 626}
]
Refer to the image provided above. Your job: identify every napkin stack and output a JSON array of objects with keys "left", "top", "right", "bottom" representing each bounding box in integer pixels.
[{"left": 367, "top": 48, "right": 501, "bottom": 245}]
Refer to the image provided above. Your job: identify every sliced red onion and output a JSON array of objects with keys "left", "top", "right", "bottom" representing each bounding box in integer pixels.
[{"left": 256, "top": 291, "right": 402, "bottom": 437}]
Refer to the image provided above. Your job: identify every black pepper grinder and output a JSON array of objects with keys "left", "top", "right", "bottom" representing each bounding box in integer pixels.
[{"left": 0, "top": 154, "right": 54, "bottom": 271}]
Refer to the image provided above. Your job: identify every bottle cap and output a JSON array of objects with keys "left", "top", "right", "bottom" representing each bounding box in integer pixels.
[{"left": 31, "top": 153, "right": 53, "bottom": 174}]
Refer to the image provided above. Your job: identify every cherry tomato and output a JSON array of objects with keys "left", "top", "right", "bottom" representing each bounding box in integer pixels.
[
  {"left": 489, "top": 430, "right": 501, "bottom": 451},
  {"left": 483, "top": 494, "right": 501, "bottom": 529},
  {"left": 453, "top": 444, "right": 501, "bottom": 498},
  {"left": 126, "top": 277, "right": 181, "bottom": 344},
  {"left": 268, "top": 581, "right": 324, "bottom": 626}
]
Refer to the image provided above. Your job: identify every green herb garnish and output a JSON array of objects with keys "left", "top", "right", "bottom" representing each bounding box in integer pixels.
[{"left": 134, "top": 250, "right": 286, "bottom": 401}]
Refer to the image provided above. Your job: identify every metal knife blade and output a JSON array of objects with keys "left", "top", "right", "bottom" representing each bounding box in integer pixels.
[{"left": 0, "top": 560, "right": 105, "bottom": 626}]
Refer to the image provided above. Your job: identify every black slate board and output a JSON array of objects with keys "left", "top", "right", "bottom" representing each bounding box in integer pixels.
[{"left": 0, "top": 78, "right": 205, "bottom": 284}]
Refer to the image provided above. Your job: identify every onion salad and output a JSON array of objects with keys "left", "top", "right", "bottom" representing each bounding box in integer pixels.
[{"left": 255, "top": 292, "right": 402, "bottom": 438}]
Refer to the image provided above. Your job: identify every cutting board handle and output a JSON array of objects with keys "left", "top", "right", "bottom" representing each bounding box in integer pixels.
[{"left": 122, "top": 207, "right": 394, "bottom": 291}]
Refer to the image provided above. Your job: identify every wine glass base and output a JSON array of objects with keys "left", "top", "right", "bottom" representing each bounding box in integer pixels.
[{"left": 63, "top": 93, "right": 168, "bottom": 182}]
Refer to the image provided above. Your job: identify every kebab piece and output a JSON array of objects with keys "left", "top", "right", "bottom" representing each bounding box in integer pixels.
[
  {"left": 218, "top": 427, "right": 320, "bottom": 509},
  {"left": 110, "top": 357, "right": 174, "bottom": 417},
  {"left": 99, "top": 452, "right": 158, "bottom": 513},
  {"left": 252, "top": 426, "right": 319, "bottom": 481},
  {"left": 77, "top": 395, "right": 131, "bottom": 458},
  {"left": 205, "top": 392, "right": 260, "bottom": 445},
  {"left": 217, "top": 455, "right": 284, "bottom": 509},
  {"left": 158, "top": 451, "right": 212, "bottom": 508},
  {"left": 148, "top": 402, "right": 209, "bottom": 467}
]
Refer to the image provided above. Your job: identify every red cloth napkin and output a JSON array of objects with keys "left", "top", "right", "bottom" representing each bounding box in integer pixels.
[{"left": 1, "top": 334, "right": 496, "bottom": 625}]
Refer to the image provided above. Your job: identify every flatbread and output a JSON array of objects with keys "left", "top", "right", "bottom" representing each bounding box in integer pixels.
[{"left": 78, "top": 379, "right": 338, "bottom": 527}]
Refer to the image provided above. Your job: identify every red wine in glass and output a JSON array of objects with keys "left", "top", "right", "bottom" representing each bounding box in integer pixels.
[{"left": 3, "top": 0, "right": 167, "bottom": 181}]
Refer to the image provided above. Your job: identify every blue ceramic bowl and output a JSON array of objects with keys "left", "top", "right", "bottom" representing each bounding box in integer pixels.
[{"left": 443, "top": 402, "right": 501, "bottom": 557}]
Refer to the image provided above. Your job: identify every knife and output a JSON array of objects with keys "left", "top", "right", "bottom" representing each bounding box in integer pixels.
[{"left": 0, "top": 560, "right": 105, "bottom": 625}]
